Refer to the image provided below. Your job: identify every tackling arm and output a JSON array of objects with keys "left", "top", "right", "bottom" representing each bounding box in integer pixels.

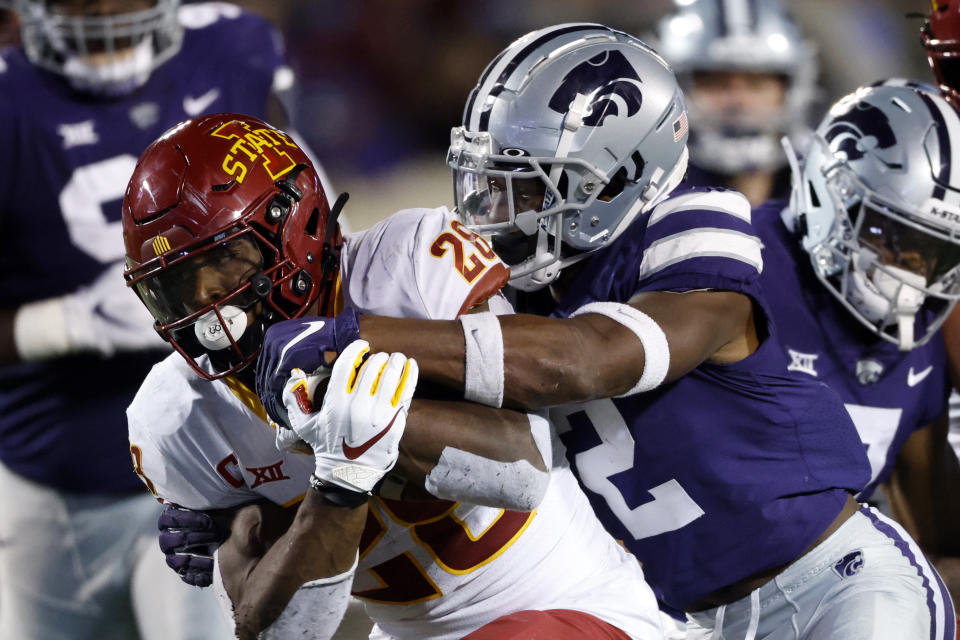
[{"left": 358, "top": 289, "right": 756, "bottom": 410}]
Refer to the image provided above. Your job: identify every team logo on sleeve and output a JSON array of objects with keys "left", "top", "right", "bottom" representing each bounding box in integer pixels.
[
  {"left": 548, "top": 50, "right": 643, "bottom": 127},
  {"left": 832, "top": 550, "right": 864, "bottom": 578},
  {"left": 786, "top": 348, "right": 819, "bottom": 377}
]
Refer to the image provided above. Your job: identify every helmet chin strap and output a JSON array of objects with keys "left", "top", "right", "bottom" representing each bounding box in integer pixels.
[{"left": 847, "top": 261, "right": 926, "bottom": 350}]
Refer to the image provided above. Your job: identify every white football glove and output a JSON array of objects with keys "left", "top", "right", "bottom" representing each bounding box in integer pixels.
[
  {"left": 14, "top": 261, "right": 167, "bottom": 360},
  {"left": 280, "top": 339, "right": 418, "bottom": 494}
]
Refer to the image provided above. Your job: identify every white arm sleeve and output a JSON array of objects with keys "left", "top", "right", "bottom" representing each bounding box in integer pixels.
[
  {"left": 212, "top": 550, "right": 359, "bottom": 640},
  {"left": 260, "top": 556, "right": 358, "bottom": 640},
  {"left": 423, "top": 412, "right": 552, "bottom": 511}
]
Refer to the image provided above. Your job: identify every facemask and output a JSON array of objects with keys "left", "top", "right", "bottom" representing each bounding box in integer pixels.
[{"left": 62, "top": 36, "right": 154, "bottom": 97}]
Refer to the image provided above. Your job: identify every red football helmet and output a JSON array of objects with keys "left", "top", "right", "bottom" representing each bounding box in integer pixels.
[
  {"left": 122, "top": 113, "right": 342, "bottom": 380},
  {"left": 924, "top": 0, "right": 960, "bottom": 107}
]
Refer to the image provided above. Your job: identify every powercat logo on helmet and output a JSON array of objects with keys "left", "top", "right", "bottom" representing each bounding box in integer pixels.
[
  {"left": 824, "top": 100, "right": 900, "bottom": 168},
  {"left": 210, "top": 120, "right": 300, "bottom": 184},
  {"left": 548, "top": 50, "right": 643, "bottom": 127}
]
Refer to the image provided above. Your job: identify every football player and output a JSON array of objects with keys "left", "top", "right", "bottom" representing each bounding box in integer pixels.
[
  {"left": 0, "top": 1, "right": 307, "bottom": 638},
  {"left": 760, "top": 78, "right": 960, "bottom": 616},
  {"left": 122, "top": 113, "right": 666, "bottom": 639},
  {"left": 261, "top": 24, "right": 956, "bottom": 639},
  {"left": 654, "top": 0, "right": 816, "bottom": 205}
]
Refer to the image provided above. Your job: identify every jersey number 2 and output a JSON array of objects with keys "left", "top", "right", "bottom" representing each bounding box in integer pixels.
[{"left": 552, "top": 399, "right": 705, "bottom": 540}]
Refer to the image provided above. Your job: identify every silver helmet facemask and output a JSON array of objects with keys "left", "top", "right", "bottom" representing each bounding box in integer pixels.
[
  {"left": 450, "top": 24, "right": 689, "bottom": 291},
  {"left": 784, "top": 81, "right": 960, "bottom": 350},
  {"left": 15, "top": 0, "right": 182, "bottom": 97}
]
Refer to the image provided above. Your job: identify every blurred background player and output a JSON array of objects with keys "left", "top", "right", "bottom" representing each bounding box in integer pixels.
[
  {"left": 758, "top": 78, "right": 960, "bottom": 615},
  {"left": 0, "top": 1, "right": 318, "bottom": 638},
  {"left": 654, "top": 0, "right": 817, "bottom": 205}
]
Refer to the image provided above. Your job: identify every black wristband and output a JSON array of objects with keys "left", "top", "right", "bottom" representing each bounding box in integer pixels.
[{"left": 309, "top": 474, "right": 370, "bottom": 508}]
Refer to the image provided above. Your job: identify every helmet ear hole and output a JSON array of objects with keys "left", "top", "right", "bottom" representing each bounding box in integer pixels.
[
  {"left": 598, "top": 167, "right": 630, "bottom": 202},
  {"left": 304, "top": 208, "right": 321, "bottom": 237},
  {"left": 808, "top": 181, "right": 820, "bottom": 208}
]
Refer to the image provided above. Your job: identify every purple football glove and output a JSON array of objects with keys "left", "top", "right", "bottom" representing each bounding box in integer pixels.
[
  {"left": 158, "top": 504, "right": 226, "bottom": 588},
  {"left": 255, "top": 308, "right": 361, "bottom": 427}
]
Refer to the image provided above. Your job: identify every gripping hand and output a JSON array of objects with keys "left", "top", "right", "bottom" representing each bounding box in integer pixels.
[
  {"left": 281, "top": 340, "right": 417, "bottom": 494},
  {"left": 157, "top": 504, "right": 226, "bottom": 588},
  {"left": 255, "top": 309, "right": 361, "bottom": 427}
]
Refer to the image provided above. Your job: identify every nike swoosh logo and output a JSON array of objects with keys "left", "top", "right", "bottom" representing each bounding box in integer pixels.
[
  {"left": 342, "top": 408, "right": 402, "bottom": 460},
  {"left": 907, "top": 365, "right": 934, "bottom": 387},
  {"left": 274, "top": 321, "right": 326, "bottom": 375},
  {"left": 182, "top": 88, "right": 220, "bottom": 116}
]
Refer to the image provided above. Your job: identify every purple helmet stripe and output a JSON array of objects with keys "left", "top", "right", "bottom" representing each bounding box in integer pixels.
[
  {"left": 475, "top": 24, "right": 603, "bottom": 132},
  {"left": 860, "top": 507, "right": 948, "bottom": 640},
  {"left": 916, "top": 89, "right": 952, "bottom": 202},
  {"left": 462, "top": 47, "right": 508, "bottom": 126}
]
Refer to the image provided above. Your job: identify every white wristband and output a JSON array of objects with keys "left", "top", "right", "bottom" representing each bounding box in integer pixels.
[
  {"left": 571, "top": 301, "right": 669, "bottom": 396},
  {"left": 13, "top": 297, "right": 70, "bottom": 361},
  {"left": 460, "top": 311, "right": 504, "bottom": 408}
]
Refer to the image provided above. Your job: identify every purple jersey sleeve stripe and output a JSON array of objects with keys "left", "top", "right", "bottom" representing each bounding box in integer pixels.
[
  {"left": 642, "top": 209, "right": 757, "bottom": 249},
  {"left": 638, "top": 229, "right": 762, "bottom": 284},
  {"left": 860, "top": 507, "right": 952, "bottom": 640},
  {"left": 647, "top": 188, "right": 751, "bottom": 226}
]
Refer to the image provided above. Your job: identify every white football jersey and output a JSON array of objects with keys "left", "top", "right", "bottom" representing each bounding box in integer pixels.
[
  {"left": 339, "top": 206, "right": 510, "bottom": 319},
  {"left": 127, "top": 206, "right": 662, "bottom": 640}
]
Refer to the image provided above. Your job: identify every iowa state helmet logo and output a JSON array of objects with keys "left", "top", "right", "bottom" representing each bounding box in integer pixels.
[{"left": 548, "top": 50, "right": 643, "bottom": 127}]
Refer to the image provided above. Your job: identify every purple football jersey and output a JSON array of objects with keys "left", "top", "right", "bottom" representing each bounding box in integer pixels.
[
  {"left": 0, "top": 4, "right": 286, "bottom": 493},
  {"left": 539, "top": 185, "right": 870, "bottom": 611},
  {"left": 754, "top": 199, "right": 950, "bottom": 499}
]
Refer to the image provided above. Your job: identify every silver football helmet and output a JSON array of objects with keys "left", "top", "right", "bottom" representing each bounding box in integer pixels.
[
  {"left": 449, "top": 23, "right": 689, "bottom": 291},
  {"left": 13, "top": 0, "right": 182, "bottom": 96},
  {"left": 785, "top": 80, "right": 960, "bottom": 350},
  {"left": 655, "top": 0, "right": 816, "bottom": 175}
]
